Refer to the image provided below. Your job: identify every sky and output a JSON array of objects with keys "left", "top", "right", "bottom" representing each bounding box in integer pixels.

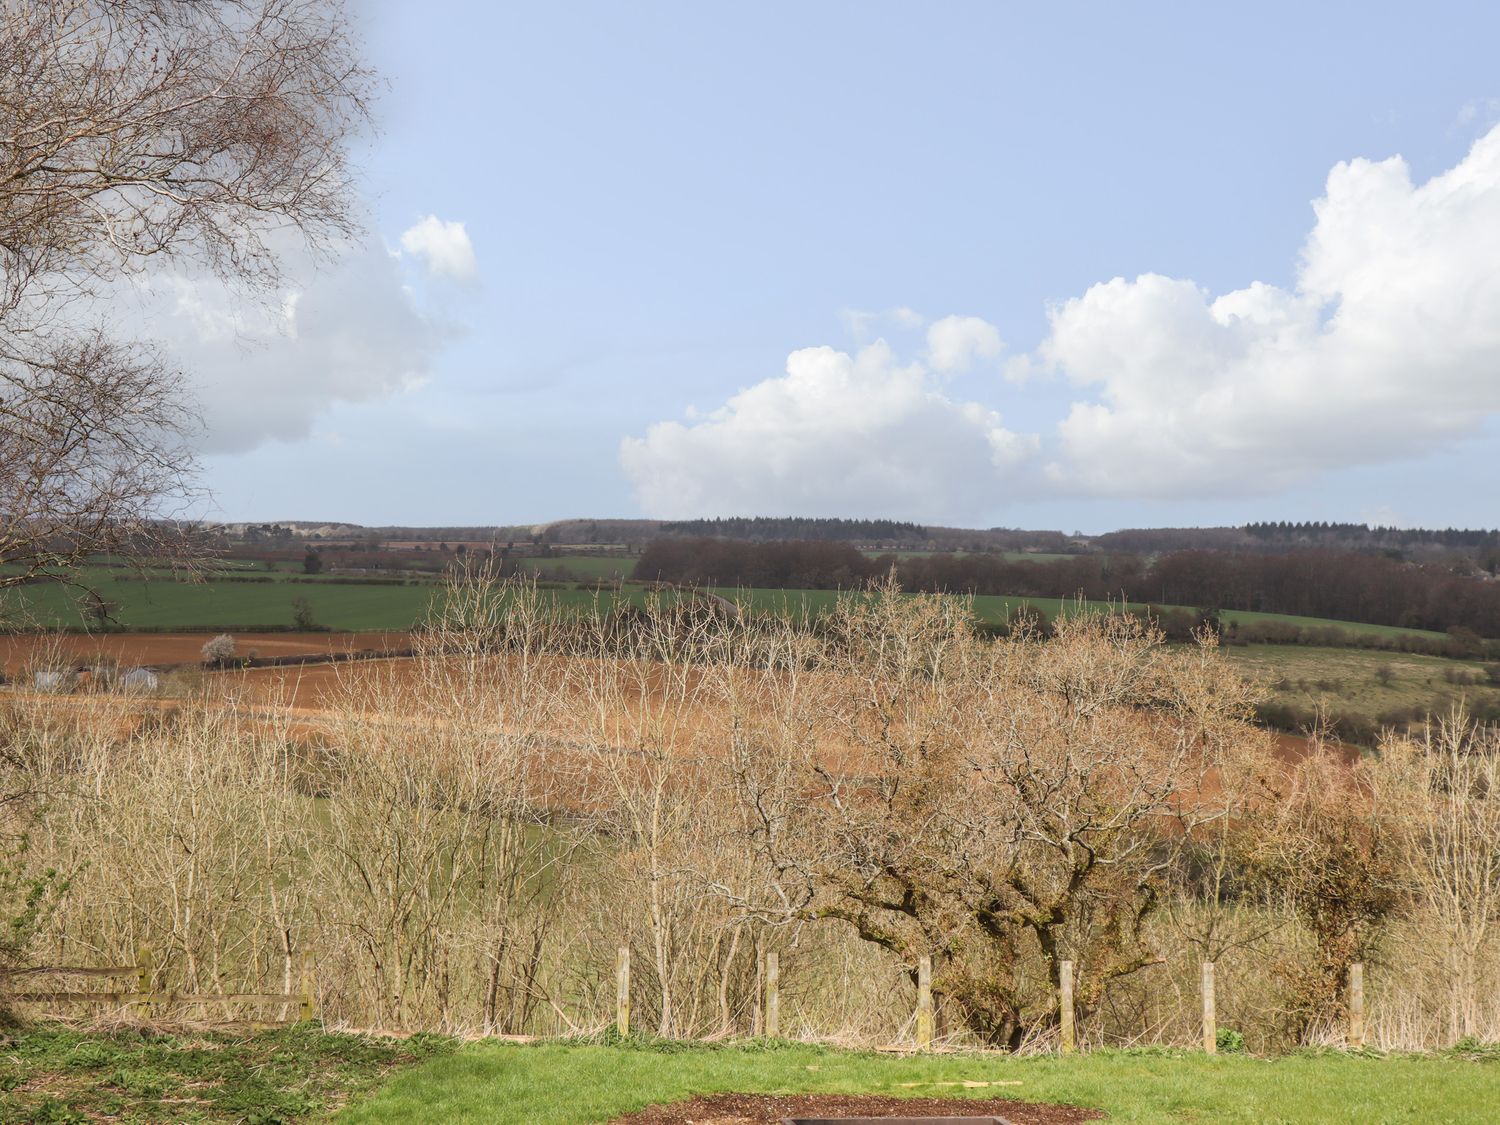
[{"left": 178, "top": 0, "right": 1500, "bottom": 533}]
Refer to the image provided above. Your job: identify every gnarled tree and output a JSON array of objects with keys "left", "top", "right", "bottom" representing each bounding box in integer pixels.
[{"left": 725, "top": 589, "right": 1267, "bottom": 1048}]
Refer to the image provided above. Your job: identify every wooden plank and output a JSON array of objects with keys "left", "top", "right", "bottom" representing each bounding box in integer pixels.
[
  {"left": 12, "top": 991, "right": 297, "bottom": 1005},
  {"left": 0, "top": 966, "right": 135, "bottom": 978}
]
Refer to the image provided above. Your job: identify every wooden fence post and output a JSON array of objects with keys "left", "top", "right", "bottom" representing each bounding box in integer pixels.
[
  {"left": 1348, "top": 962, "right": 1365, "bottom": 1048},
  {"left": 1202, "top": 962, "right": 1217, "bottom": 1054},
  {"left": 1059, "top": 960, "right": 1076, "bottom": 1055},
  {"left": 916, "top": 955, "right": 934, "bottom": 1050},
  {"left": 752, "top": 950, "right": 764, "bottom": 1037},
  {"left": 615, "top": 946, "right": 630, "bottom": 1037},
  {"left": 134, "top": 945, "right": 154, "bottom": 1022},
  {"left": 765, "top": 951, "right": 780, "bottom": 1038},
  {"left": 298, "top": 949, "right": 315, "bottom": 1023}
]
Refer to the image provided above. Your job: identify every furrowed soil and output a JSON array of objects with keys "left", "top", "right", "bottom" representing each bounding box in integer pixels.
[{"left": 0, "top": 631, "right": 409, "bottom": 675}]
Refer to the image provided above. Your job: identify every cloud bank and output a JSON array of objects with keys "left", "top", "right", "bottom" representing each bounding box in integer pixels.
[
  {"left": 133, "top": 216, "right": 478, "bottom": 455},
  {"left": 619, "top": 340, "right": 1032, "bottom": 522},
  {"left": 623, "top": 125, "right": 1500, "bottom": 516}
]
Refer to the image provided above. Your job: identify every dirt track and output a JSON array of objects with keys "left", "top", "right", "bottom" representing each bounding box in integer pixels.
[{"left": 610, "top": 1092, "right": 1103, "bottom": 1125}]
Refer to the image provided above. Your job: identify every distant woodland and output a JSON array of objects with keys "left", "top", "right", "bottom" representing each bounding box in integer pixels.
[{"left": 636, "top": 538, "right": 1500, "bottom": 638}]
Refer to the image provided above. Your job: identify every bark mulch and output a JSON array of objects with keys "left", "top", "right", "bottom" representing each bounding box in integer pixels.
[{"left": 610, "top": 1092, "right": 1105, "bottom": 1125}]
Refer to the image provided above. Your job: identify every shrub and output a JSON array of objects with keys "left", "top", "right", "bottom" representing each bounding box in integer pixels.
[
  {"left": 200, "top": 634, "right": 236, "bottom": 664},
  {"left": 1216, "top": 1027, "right": 1247, "bottom": 1053}
]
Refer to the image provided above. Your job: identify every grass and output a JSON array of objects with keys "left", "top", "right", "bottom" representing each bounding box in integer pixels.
[
  {"left": 519, "top": 556, "right": 637, "bottom": 581},
  {"left": 711, "top": 588, "right": 1448, "bottom": 641},
  {"left": 1225, "top": 645, "right": 1500, "bottom": 722},
  {"left": 338, "top": 1038, "right": 1500, "bottom": 1124},
  {"left": 2, "top": 569, "right": 1455, "bottom": 645},
  {"left": 0, "top": 1023, "right": 453, "bottom": 1124},
  {"left": 860, "top": 550, "right": 1083, "bottom": 563},
  {"left": 0, "top": 570, "right": 653, "bottom": 632}
]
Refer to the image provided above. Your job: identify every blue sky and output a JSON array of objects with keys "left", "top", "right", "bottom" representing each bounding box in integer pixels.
[{"left": 189, "top": 1, "right": 1500, "bottom": 532}]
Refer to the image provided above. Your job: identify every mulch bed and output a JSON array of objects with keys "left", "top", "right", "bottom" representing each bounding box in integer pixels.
[{"left": 610, "top": 1092, "right": 1105, "bottom": 1125}]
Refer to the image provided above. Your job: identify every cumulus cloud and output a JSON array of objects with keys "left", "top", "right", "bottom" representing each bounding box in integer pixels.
[
  {"left": 133, "top": 237, "right": 449, "bottom": 453},
  {"left": 399, "top": 215, "right": 479, "bottom": 283},
  {"left": 925, "top": 314, "right": 1003, "bottom": 373},
  {"left": 624, "top": 125, "right": 1500, "bottom": 517},
  {"left": 1034, "top": 125, "right": 1500, "bottom": 496},
  {"left": 620, "top": 340, "right": 1034, "bottom": 521}
]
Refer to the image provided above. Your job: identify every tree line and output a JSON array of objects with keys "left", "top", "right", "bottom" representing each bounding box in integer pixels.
[
  {"left": 659, "top": 516, "right": 928, "bottom": 542},
  {"left": 636, "top": 538, "right": 1500, "bottom": 637}
]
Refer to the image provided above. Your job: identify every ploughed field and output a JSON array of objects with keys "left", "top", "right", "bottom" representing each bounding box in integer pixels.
[
  {"left": 5, "top": 628, "right": 1495, "bottom": 738},
  {"left": 0, "top": 631, "right": 410, "bottom": 677}
]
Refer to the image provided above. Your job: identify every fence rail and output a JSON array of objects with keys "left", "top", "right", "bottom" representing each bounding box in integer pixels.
[
  {"left": 1, "top": 947, "right": 317, "bottom": 1025},
  {"left": 8, "top": 947, "right": 1371, "bottom": 1050}
]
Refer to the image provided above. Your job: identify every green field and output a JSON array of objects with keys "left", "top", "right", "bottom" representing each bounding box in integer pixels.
[
  {"left": 342, "top": 1039, "right": 1500, "bottom": 1125},
  {"left": 0, "top": 570, "right": 648, "bottom": 632},
  {"left": 713, "top": 588, "right": 1449, "bottom": 640},
  {"left": 522, "top": 555, "right": 637, "bottom": 580},
  {"left": 861, "top": 549, "right": 1083, "bottom": 563},
  {"left": 1226, "top": 645, "right": 1500, "bottom": 723},
  {"left": 1, "top": 569, "right": 1460, "bottom": 646}
]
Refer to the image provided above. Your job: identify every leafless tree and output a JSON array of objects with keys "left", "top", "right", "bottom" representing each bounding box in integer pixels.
[{"left": 0, "top": 0, "right": 375, "bottom": 592}]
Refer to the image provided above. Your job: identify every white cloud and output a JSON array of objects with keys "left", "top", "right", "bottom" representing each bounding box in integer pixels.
[
  {"left": 132, "top": 237, "right": 449, "bottom": 454},
  {"left": 399, "top": 215, "right": 479, "bottom": 283},
  {"left": 1031, "top": 124, "right": 1500, "bottom": 496},
  {"left": 925, "top": 314, "right": 1003, "bottom": 373},
  {"left": 625, "top": 125, "right": 1500, "bottom": 518},
  {"left": 620, "top": 340, "right": 1034, "bottom": 521}
]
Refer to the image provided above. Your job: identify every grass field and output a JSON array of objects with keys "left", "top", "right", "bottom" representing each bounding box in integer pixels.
[
  {"left": 1225, "top": 645, "right": 1500, "bottom": 722},
  {"left": 522, "top": 556, "right": 637, "bottom": 580},
  {"left": 861, "top": 550, "right": 1083, "bottom": 563},
  {"left": 714, "top": 588, "right": 1450, "bottom": 640},
  {"left": 2, "top": 569, "right": 1459, "bottom": 646},
  {"left": 339, "top": 1039, "right": 1500, "bottom": 1124},
  {"left": 0, "top": 571, "right": 648, "bottom": 632}
]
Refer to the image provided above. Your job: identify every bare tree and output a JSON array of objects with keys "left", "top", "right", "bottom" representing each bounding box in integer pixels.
[{"left": 0, "top": 0, "right": 375, "bottom": 591}]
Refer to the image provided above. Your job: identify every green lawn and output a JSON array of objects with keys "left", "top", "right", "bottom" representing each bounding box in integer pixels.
[{"left": 340, "top": 1039, "right": 1500, "bottom": 1124}]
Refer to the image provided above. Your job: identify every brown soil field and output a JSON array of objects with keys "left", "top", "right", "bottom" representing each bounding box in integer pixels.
[
  {"left": 238, "top": 657, "right": 408, "bottom": 710},
  {"left": 0, "top": 631, "right": 409, "bottom": 675}
]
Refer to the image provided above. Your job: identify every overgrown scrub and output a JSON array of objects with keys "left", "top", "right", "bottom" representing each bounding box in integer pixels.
[{"left": 2, "top": 569, "right": 1500, "bottom": 1054}]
